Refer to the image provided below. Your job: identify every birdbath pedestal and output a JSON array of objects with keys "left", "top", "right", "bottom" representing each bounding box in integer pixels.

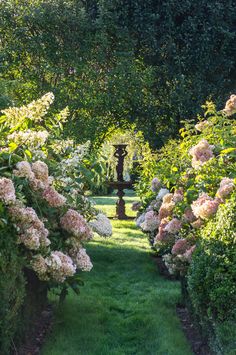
[{"left": 108, "top": 144, "right": 133, "bottom": 220}]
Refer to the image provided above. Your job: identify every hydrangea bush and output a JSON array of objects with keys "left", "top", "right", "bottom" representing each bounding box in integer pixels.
[
  {"left": 0, "top": 93, "right": 112, "bottom": 353},
  {"left": 134, "top": 96, "right": 236, "bottom": 353}
]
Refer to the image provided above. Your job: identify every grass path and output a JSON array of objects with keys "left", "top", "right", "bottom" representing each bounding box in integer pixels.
[{"left": 42, "top": 192, "right": 192, "bottom": 355}]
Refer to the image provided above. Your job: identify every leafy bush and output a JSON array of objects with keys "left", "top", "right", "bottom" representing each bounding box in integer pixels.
[
  {"left": 0, "top": 221, "right": 25, "bottom": 354},
  {"left": 135, "top": 95, "right": 236, "bottom": 353},
  {"left": 0, "top": 93, "right": 112, "bottom": 352},
  {"left": 187, "top": 192, "right": 236, "bottom": 354}
]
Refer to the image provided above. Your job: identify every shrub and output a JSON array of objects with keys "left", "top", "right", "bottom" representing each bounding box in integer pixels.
[
  {"left": 0, "top": 220, "right": 25, "bottom": 354},
  {"left": 187, "top": 192, "right": 236, "bottom": 354}
]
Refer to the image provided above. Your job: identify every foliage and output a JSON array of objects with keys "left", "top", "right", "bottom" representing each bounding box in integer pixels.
[
  {"left": 0, "top": 221, "right": 25, "bottom": 354},
  {"left": 135, "top": 97, "right": 236, "bottom": 353},
  {"left": 187, "top": 192, "right": 236, "bottom": 354},
  {"left": 0, "top": 0, "right": 235, "bottom": 147},
  {"left": 0, "top": 93, "right": 112, "bottom": 352}
]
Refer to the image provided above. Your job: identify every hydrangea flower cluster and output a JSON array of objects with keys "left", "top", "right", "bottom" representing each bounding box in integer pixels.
[
  {"left": 140, "top": 210, "right": 159, "bottom": 232},
  {"left": 89, "top": 213, "right": 112, "bottom": 237},
  {"left": 31, "top": 251, "right": 76, "bottom": 282},
  {"left": 60, "top": 209, "right": 93, "bottom": 240},
  {"left": 14, "top": 160, "right": 66, "bottom": 207},
  {"left": 2, "top": 92, "right": 55, "bottom": 128},
  {"left": 0, "top": 177, "right": 16, "bottom": 204},
  {"left": 194, "top": 120, "right": 211, "bottom": 132},
  {"left": 8, "top": 130, "right": 49, "bottom": 149},
  {"left": 189, "top": 139, "right": 214, "bottom": 169},
  {"left": 8, "top": 205, "right": 50, "bottom": 250},
  {"left": 223, "top": 94, "right": 236, "bottom": 116},
  {"left": 191, "top": 193, "right": 220, "bottom": 220},
  {"left": 70, "top": 248, "right": 93, "bottom": 272},
  {"left": 136, "top": 95, "right": 235, "bottom": 278},
  {"left": 151, "top": 177, "right": 161, "bottom": 192},
  {"left": 216, "top": 178, "right": 235, "bottom": 200}
]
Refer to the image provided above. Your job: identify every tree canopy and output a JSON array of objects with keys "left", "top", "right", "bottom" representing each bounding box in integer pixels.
[{"left": 0, "top": 0, "right": 235, "bottom": 147}]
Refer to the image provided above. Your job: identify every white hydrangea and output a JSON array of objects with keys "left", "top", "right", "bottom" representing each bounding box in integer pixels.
[
  {"left": 89, "top": 213, "right": 112, "bottom": 237},
  {"left": 156, "top": 188, "right": 169, "bottom": 200},
  {"left": 135, "top": 213, "right": 146, "bottom": 227}
]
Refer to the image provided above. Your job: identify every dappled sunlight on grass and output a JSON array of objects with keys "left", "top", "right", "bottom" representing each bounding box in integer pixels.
[{"left": 42, "top": 192, "right": 192, "bottom": 355}]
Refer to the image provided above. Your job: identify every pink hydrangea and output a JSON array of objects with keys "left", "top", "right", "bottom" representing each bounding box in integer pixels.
[
  {"left": 164, "top": 218, "right": 182, "bottom": 234},
  {"left": 32, "top": 161, "right": 49, "bottom": 182},
  {"left": 151, "top": 177, "right": 161, "bottom": 192},
  {"left": 194, "top": 120, "right": 210, "bottom": 132},
  {"left": 183, "top": 245, "right": 196, "bottom": 262},
  {"left": 223, "top": 94, "right": 236, "bottom": 116},
  {"left": 216, "top": 178, "right": 235, "bottom": 199},
  {"left": 191, "top": 218, "right": 204, "bottom": 229},
  {"left": 71, "top": 248, "right": 93, "bottom": 271},
  {"left": 42, "top": 186, "right": 66, "bottom": 207},
  {"left": 60, "top": 209, "right": 93, "bottom": 240},
  {"left": 45, "top": 251, "right": 76, "bottom": 282},
  {"left": 172, "top": 239, "right": 190, "bottom": 255},
  {"left": 191, "top": 193, "right": 220, "bottom": 220},
  {"left": 189, "top": 139, "right": 214, "bottom": 168},
  {"left": 31, "top": 255, "right": 48, "bottom": 281},
  {"left": 0, "top": 177, "right": 16, "bottom": 204},
  {"left": 8, "top": 205, "right": 50, "bottom": 249},
  {"left": 155, "top": 218, "right": 169, "bottom": 242},
  {"left": 173, "top": 189, "right": 184, "bottom": 203},
  {"left": 159, "top": 195, "right": 175, "bottom": 220},
  {"left": 14, "top": 161, "right": 35, "bottom": 180},
  {"left": 183, "top": 208, "right": 196, "bottom": 223},
  {"left": 141, "top": 210, "right": 159, "bottom": 232}
]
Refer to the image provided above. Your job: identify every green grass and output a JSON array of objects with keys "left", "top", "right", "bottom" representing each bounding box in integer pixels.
[{"left": 42, "top": 191, "right": 192, "bottom": 355}]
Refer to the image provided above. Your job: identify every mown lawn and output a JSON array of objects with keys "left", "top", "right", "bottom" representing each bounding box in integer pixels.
[{"left": 42, "top": 191, "right": 192, "bottom": 355}]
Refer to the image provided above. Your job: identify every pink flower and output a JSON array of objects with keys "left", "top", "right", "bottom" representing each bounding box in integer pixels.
[
  {"left": 173, "top": 189, "right": 184, "bottom": 203},
  {"left": 45, "top": 251, "right": 76, "bottom": 282},
  {"left": 223, "top": 94, "right": 236, "bottom": 116},
  {"left": 32, "top": 161, "right": 49, "bottom": 182},
  {"left": 189, "top": 139, "right": 214, "bottom": 168},
  {"left": 172, "top": 239, "right": 190, "bottom": 255},
  {"left": 141, "top": 210, "right": 159, "bottom": 232},
  {"left": 0, "top": 178, "right": 16, "bottom": 204},
  {"left": 164, "top": 218, "right": 182, "bottom": 234},
  {"left": 42, "top": 186, "right": 66, "bottom": 207},
  {"left": 14, "top": 161, "right": 35, "bottom": 180},
  {"left": 71, "top": 248, "right": 93, "bottom": 271},
  {"left": 183, "top": 208, "right": 196, "bottom": 223},
  {"left": 191, "top": 218, "right": 204, "bottom": 229},
  {"left": 191, "top": 193, "right": 220, "bottom": 220},
  {"left": 183, "top": 245, "right": 196, "bottom": 262},
  {"left": 60, "top": 209, "right": 93, "bottom": 240},
  {"left": 155, "top": 218, "right": 169, "bottom": 242},
  {"left": 216, "top": 178, "right": 235, "bottom": 199},
  {"left": 195, "top": 120, "right": 211, "bottom": 132}
]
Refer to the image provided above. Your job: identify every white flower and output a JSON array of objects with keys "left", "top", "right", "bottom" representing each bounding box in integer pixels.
[
  {"left": 156, "top": 188, "right": 169, "bottom": 200},
  {"left": 89, "top": 213, "right": 112, "bottom": 237}
]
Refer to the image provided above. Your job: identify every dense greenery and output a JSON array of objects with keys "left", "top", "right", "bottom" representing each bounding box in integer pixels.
[
  {"left": 0, "top": 94, "right": 112, "bottom": 353},
  {"left": 0, "top": 222, "right": 25, "bottom": 354},
  {"left": 134, "top": 99, "right": 236, "bottom": 353},
  {"left": 188, "top": 192, "right": 236, "bottom": 354},
  {"left": 1, "top": 0, "right": 235, "bottom": 147}
]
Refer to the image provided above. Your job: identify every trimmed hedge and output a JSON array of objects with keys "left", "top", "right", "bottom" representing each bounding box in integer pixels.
[
  {"left": 0, "top": 222, "right": 25, "bottom": 354},
  {"left": 187, "top": 192, "right": 236, "bottom": 354}
]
